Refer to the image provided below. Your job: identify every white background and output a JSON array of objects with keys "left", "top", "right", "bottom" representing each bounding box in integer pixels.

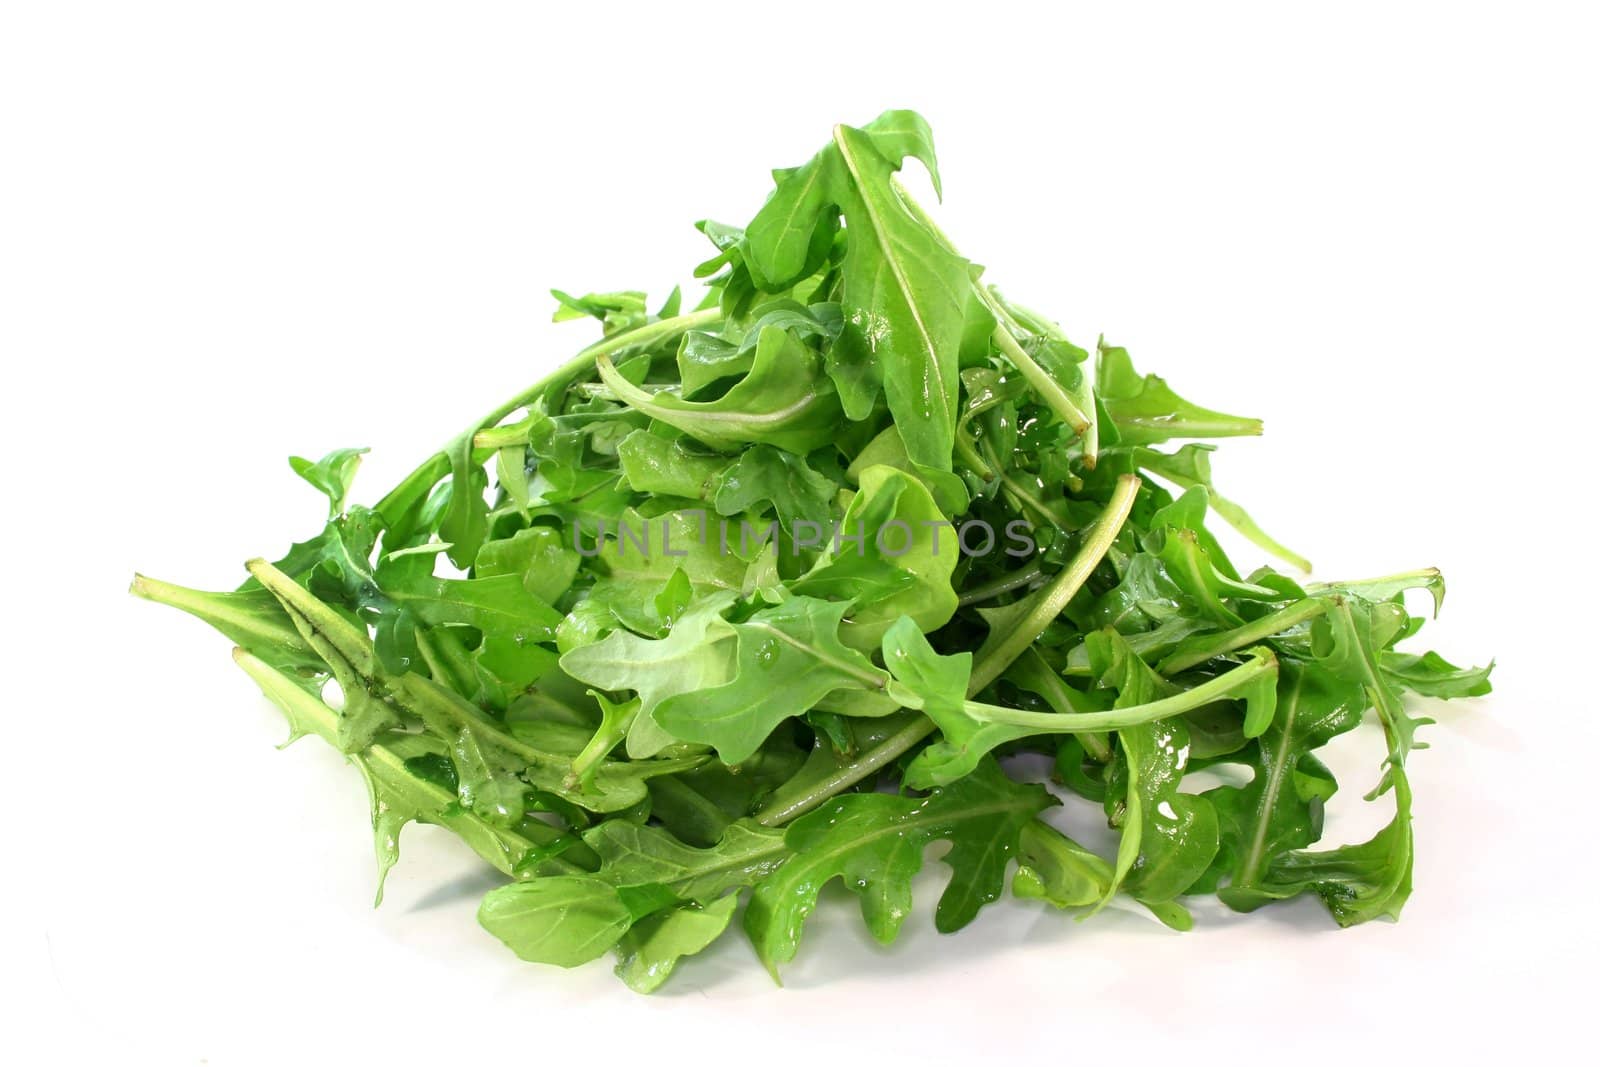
[{"left": 6, "top": 2, "right": 1597, "bottom": 1063}]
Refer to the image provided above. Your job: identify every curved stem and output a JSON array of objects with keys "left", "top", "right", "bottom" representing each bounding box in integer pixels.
[
  {"left": 953, "top": 433, "right": 995, "bottom": 480},
  {"left": 982, "top": 435, "right": 1067, "bottom": 533},
  {"left": 956, "top": 562, "right": 1045, "bottom": 608},
  {"left": 968, "top": 474, "right": 1139, "bottom": 692},
  {"left": 480, "top": 307, "right": 722, "bottom": 430},
  {"left": 966, "top": 652, "right": 1277, "bottom": 732},
  {"left": 375, "top": 308, "right": 721, "bottom": 520},
  {"left": 1157, "top": 598, "right": 1327, "bottom": 675}
]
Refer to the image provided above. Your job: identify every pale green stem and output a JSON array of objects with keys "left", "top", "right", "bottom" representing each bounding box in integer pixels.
[
  {"left": 990, "top": 295, "right": 1100, "bottom": 465},
  {"left": 478, "top": 307, "right": 722, "bottom": 429},
  {"left": 961, "top": 652, "right": 1277, "bottom": 732},
  {"left": 956, "top": 563, "right": 1046, "bottom": 607},
  {"left": 981, "top": 295, "right": 1094, "bottom": 436},
  {"left": 473, "top": 421, "right": 537, "bottom": 450},
  {"left": 569, "top": 716, "right": 631, "bottom": 786},
  {"left": 1157, "top": 599, "right": 1328, "bottom": 675},
  {"left": 1012, "top": 650, "right": 1114, "bottom": 763},
  {"left": 954, "top": 433, "right": 996, "bottom": 480}
]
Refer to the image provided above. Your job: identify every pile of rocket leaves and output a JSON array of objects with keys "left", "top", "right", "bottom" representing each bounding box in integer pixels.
[{"left": 134, "top": 111, "right": 1492, "bottom": 993}]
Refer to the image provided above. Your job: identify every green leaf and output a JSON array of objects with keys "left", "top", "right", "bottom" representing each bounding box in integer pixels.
[
  {"left": 559, "top": 592, "right": 740, "bottom": 757},
  {"left": 675, "top": 303, "right": 844, "bottom": 399},
  {"left": 1082, "top": 630, "right": 1219, "bottom": 908},
  {"left": 882, "top": 615, "right": 970, "bottom": 717},
  {"left": 129, "top": 574, "right": 320, "bottom": 675},
  {"left": 288, "top": 446, "right": 368, "bottom": 517},
  {"left": 616, "top": 429, "right": 728, "bottom": 500},
  {"left": 742, "top": 109, "right": 942, "bottom": 292},
  {"left": 655, "top": 595, "right": 889, "bottom": 763},
  {"left": 1097, "top": 342, "right": 1263, "bottom": 445},
  {"left": 843, "top": 424, "right": 970, "bottom": 516},
  {"left": 474, "top": 525, "right": 581, "bottom": 606},
  {"left": 551, "top": 289, "right": 649, "bottom": 332},
  {"left": 1106, "top": 718, "right": 1219, "bottom": 904},
  {"left": 233, "top": 649, "right": 572, "bottom": 902},
  {"left": 712, "top": 444, "right": 839, "bottom": 537},
  {"left": 1381, "top": 649, "right": 1493, "bottom": 698},
  {"left": 478, "top": 818, "right": 782, "bottom": 988},
  {"left": 440, "top": 431, "right": 489, "bottom": 569},
  {"left": 479, "top": 875, "right": 635, "bottom": 968},
  {"left": 1205, "top": 662, "right": 1364, "bottom": 905},
  {"left": 390, "top": 573, "right": 563, "bottom": 639},
  {"left": 1012, "top": 820, "right": 1114, "bottom": 909},
  {"left": 613, "top": 894, "right": 739, "bottom": 994},
  {"left": 802, "top": 465, "right": 958, "bottom": 650},
  {"left": 739, "top": 112, "right": 967, "bottom": 470},
  {"left": 582, "top": 509, "right": 756, "bottom": 637},
  {"left": 827, "top": 124, "right": 969, "bottom": 470},
  {"left": 1227, "top": 773, "right": 1415, "bottom": 926},
  {"left": 744, "top": 759, "right": 1053, "bottom": 977},
  {"left": 584, "top": 819, "right": 788, "bottom": 903}
]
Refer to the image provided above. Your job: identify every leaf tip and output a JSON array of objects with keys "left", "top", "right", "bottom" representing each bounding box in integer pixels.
[{"left": 760, "top": 956, "right": 785, "bottom": 988}]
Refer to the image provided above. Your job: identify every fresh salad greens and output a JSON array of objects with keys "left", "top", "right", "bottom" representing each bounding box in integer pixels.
[{"left": 133, "top": 110, "right": 1492, "bottom": 992}]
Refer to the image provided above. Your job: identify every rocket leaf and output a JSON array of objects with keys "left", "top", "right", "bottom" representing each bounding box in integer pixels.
[
  {"left": 744, "top": 758, "right": 1052, "bottom": 977},
  {"left": 136, "top": 110, "right": 1493, "bottom": 994},
  {"left": 655, "top": 595, "right": 890, "bottom": 763}
]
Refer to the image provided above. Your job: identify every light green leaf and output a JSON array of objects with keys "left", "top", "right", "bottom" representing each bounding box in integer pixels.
[
  {"left": 614, "top": 895, "right": 739, "bottom": 994},
  {"left": 478, "top": 875, "right": 635, "bottom": 968},
  {"left": 655, "top": 595, "right": 890, "bottom": 763}
]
